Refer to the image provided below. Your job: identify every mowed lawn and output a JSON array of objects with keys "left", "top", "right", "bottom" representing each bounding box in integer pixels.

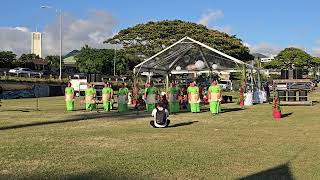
[{"left": 0, "top": 90, "right": 320, "bottom": 179}]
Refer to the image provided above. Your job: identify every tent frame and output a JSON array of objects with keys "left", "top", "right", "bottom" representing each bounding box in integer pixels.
[{"left": 133, "top": 36, "right": 258, "bottom": 91}]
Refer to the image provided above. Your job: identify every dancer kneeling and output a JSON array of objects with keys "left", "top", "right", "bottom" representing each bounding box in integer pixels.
[{"left": 150, "top": 102, "right": 170, "bottom": 128}]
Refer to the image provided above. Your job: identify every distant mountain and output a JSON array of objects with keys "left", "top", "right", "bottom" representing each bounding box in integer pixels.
[
  {"left": 252, "top": 53, "right": 268, "bottom": 58},
  {"left": 63, "top": 50, "right": 80, "bottom": 59}
]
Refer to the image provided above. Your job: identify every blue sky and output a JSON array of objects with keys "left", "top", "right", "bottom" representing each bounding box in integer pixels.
[{"left": 1, "top": 0, "right": 320, "bottom": 56}]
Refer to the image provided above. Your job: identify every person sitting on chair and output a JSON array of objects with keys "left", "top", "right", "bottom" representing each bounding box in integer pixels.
[{"left": 150, "top": 102, "right": 170, "bottom": 128}]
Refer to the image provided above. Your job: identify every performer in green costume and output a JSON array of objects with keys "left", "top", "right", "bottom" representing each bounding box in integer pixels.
[
  {"left": 187, "top": 81, "right": 200, "bottom": 113},
  {"left": 85, "top": 84, "right": 96, "bottom": 111},
  {"left": 118, "top": 83, "right": 129, "bottom": 112},
  {"left": 144, "top": 82, "right": 150, "bottom": 111},
  {"left": 208, "top": 80, "right": 222, "bottom": 115},
  {"left": 65, "top": 82, "right": 75, "bottom": 111},
  {"left": 145, "top": 81, "right": 158, "bottom": 112},
  {"left": 167, "top": 82, "right": 180, "bottom": 113},
  {"left": 102, "top": 83, "right": 113, "bottom": 111}
]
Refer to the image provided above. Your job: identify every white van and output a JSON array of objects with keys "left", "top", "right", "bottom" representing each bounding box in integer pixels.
[
  {"left": 70, "top": 74, "right": 88, "bottom": 96},
  {"left": 219, "top": 80, "right": 233, "bottom": 91}
]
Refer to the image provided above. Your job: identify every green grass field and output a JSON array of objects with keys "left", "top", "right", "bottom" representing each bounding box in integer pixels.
[{"left": 0, "top": 90, "right": 320, "bottom": 179}]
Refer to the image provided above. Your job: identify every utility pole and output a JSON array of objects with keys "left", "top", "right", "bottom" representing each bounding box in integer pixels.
[
  {"left": 59, "top": 9, "right": 62, "bottom": 80},
  {"left": 41, "top": 6, "right": 63, "bottom": 80},
  {"left": 114, "top": 46, "right": 117, "bottom": 76}
]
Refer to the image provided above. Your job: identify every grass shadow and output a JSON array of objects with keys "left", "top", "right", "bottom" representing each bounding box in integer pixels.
[
  {"left": 169, "top": 121, "right": 199, "bottom": 128},
  {"left": 220, "top": 107, "right": 244, "bottom": 114},
  {"left": 0, "top": 109, "right": 36, "bottom": 112},
  {"left": 238, "top": 163, "right": 294, "bottom": 180},
  {"left": 282, "top": 112, "right": 293, "bottom": 118},
  {"left": 1, "top": 169, "right": 144, "bottom": 180},
  {"left": 0, "top": 111, "right": 151, "bottom": 131}
]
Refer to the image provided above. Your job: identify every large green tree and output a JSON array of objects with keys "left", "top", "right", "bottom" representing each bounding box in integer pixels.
[
  {"left": 310, "top": 57, "right": 320, "bottom": 77},
  {"left": 115, "top": 50, "right": 141, "bottom": 75},
  {"left": 46, "top": 55, "right": 61, "bottom": 72},
  {"left": 311, "top": 57, "right": 320, "bottom": 68},
  {"left": 0, "top": 51, "right": 16, "bottom": 68},
  {"left": 272, "top": 47, "right": 312, "bottom": 69},
  {"left": 76, "top": 45, "right": 115, "bottom": 74},
  {"left": 104, "top": 20, "right": 253, "bottom": 61},
  {"left": 76, "top": 45, "right": 139, "bottom": 75},
  {"left": 16, "top": 53, "right": 40, "bottom": 68}
]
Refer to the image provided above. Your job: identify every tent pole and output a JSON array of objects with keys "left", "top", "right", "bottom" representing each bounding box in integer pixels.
[
  {"left": 199, "top": 46, "right": 213, "bottom": 80},
  {"left": 165, "top": 74, "right": 169, "bottom": 92},
  {"left": 250, "top": 60, "right": 254, "bottom": 92},
  {"left": 257, "top": 57, "right": 261, "bottom": 90}
]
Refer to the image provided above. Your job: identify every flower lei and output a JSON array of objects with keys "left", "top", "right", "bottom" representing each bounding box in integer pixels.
[{"left": 272, "top": 94, "right": 281, "bottom": 111}]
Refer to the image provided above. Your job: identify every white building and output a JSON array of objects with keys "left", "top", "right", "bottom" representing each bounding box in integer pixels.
[
  {"left": 31, "top": 32, "right": 42, "bottom": 58},
  {"left": 260, "top": 57, "right": 274, "bottom": 63}
]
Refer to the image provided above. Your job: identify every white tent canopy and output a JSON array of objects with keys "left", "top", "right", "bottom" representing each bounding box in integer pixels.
[{"left": 134, "top": 36, "right": 255, "bottom": 75}]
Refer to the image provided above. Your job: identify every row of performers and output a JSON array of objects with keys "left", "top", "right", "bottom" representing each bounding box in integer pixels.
[{"left": 64, "top": 80, "right": 222, "bottom": 114}]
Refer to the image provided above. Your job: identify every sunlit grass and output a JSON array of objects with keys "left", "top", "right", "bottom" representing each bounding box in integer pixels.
[{"left": 0, "top": 90, "right": 320, "bottom": 179}]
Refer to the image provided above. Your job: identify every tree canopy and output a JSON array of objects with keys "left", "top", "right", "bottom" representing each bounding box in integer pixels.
[
  {"left": 15, "top": 53, "right": 40, "bottom": 68},
  {"left": 46, "top": 55, "right": 61, "bottom": 72},
  {"left": 76, "top": 45, "right": 115, "bottom": 74},
  {"left": 311, "top": 57, "right": 320, "bottom": 68},
  {"left": 104, "top": 20, "right": 253, "bottom": 61},
  {"left": 272, "top": 47, "right": 312, "bottom": 69},
  {"left": 75, "top": 45, "right": 141, "bottom": 75},
  {"left": 0, "top": 51, "right": 16, "bottom": 68}
]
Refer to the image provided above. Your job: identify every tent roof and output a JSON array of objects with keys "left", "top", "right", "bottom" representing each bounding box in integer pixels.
[
  {"left": 63, "top": 56, "right": 76, "bottom": 65},
  {"left": 134, "top": 36, "right": 255, "bottom": 75}
]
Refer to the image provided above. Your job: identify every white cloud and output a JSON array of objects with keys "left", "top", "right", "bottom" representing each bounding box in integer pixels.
[
  {"left": 311, "top": 39, "right": 320, "bottom": 56},
  {"left": 198, "top": 10, "right": 224, "bottom": 26},
  {"left": 0, "top": 10, "right": 116, "bottom": 56},
  {"left": 248, "top": 42, "right": 313, "bottom": 57},
  {"left": 312, "top": 47, "right": 320, "bottom": 56},
  {"left": 0, "top": 27, "right": 30, "bottom": 55},
  {"left": 43, "top": 10, "right": 116, "bottom": 56},
  {"left": 14, "top": 27, "right": 29, "bottom": 32},
  {"left": 197, "top": 9, "right": 232, "bottom": 34},
  {"left": 248, "top": 42, "right": 282, "bottom": 57}
]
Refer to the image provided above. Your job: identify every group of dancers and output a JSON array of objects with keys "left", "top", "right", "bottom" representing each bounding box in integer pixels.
[{"left": 64, "top": 79, "right": 223, "bottom": 115}]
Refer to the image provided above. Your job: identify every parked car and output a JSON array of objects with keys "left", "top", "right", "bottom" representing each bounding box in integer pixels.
[
  {"left": 287, "top": 82, "right": 312, "bottom": 90},
  {"left": 219, "top": 80, "right": 233, "bottom": 91},
  {"left": 8, "top": 67, "right": 43, "bottom": 76},
  {"left": 39, "top": 70, "right": 51, "bottom": 76}
]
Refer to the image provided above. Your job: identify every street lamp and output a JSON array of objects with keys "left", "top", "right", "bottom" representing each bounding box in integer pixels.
[
  {"left": 41, "top": 5, "right": 62, "bottom": 80},
  {"left": 114, "top": 44, "right": 116, "bottom": 76},
  {"left": 113, "top": 39, "right": 121, "bottom": 76}
]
